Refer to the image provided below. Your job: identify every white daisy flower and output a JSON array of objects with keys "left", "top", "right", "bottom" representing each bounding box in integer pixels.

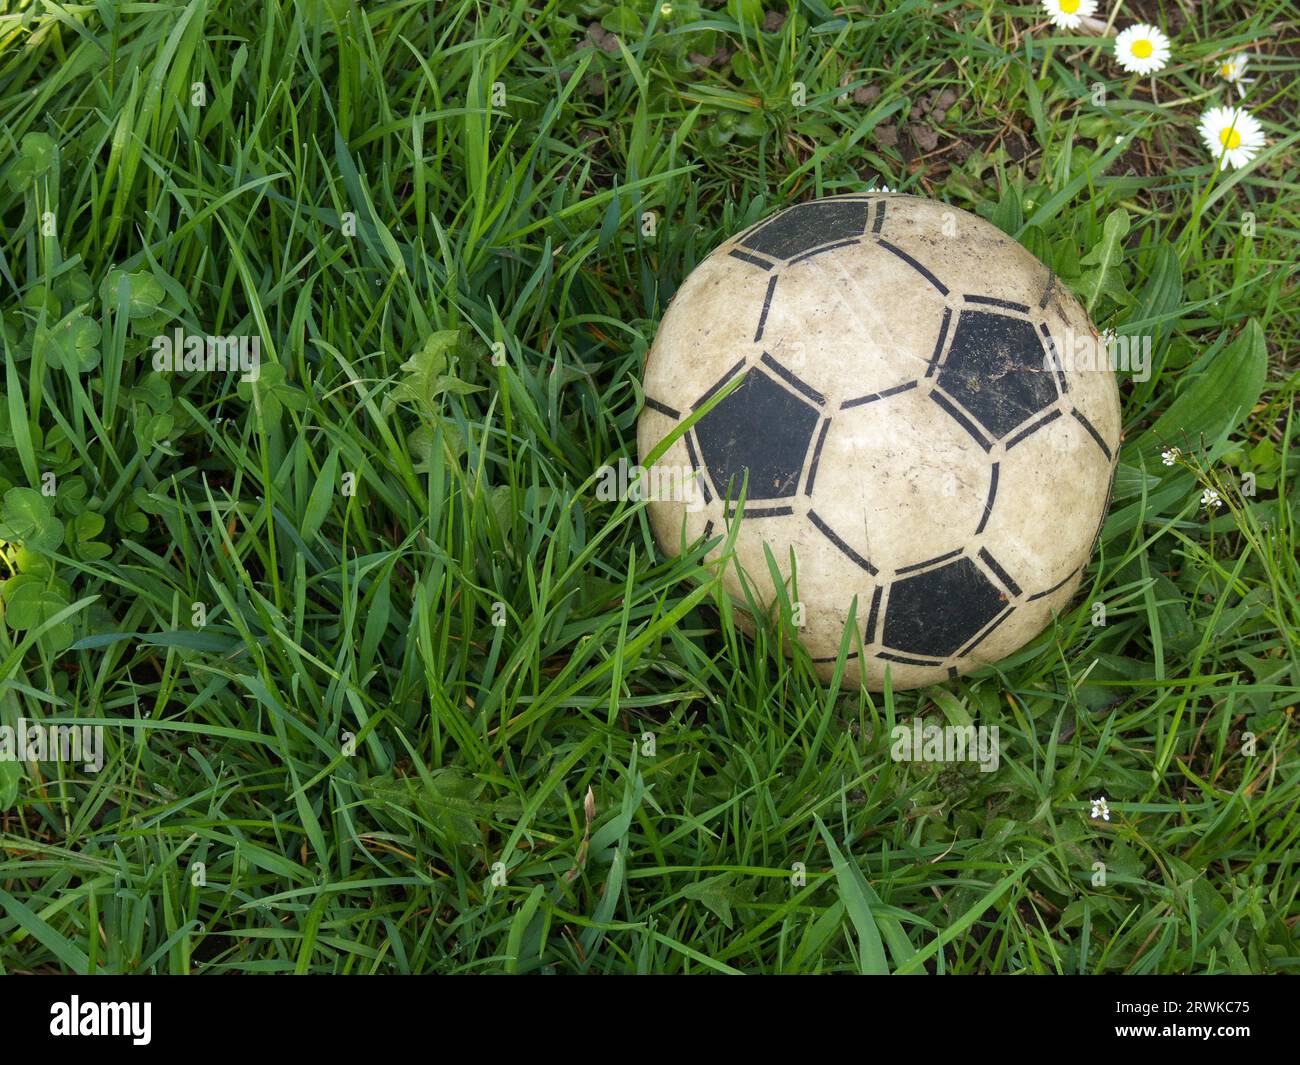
[
  {"left": 1115, "top": 24, "right": 1172, "bottom": 76},
  {"left": 1216, "top": 54, "right": 1253, "bottom": 98},
  {"left": 1202, "top": 488, "right": 1222, "bottom": 509},
  {"left": 1161, "top": 448, "right": 1180, "bottom": 467},
  {"left": 1217, "top": 54, "right": 1249, "bottom": 83},
  {"left": 1042, "top": 0, "right": 1097, "bottom": 31},
  {"left": 1197, "top": 105, "right": 1266, "bottom": 170},
  {"left": 1090, "top": 797, "right": 1111, "bottom": 822}
]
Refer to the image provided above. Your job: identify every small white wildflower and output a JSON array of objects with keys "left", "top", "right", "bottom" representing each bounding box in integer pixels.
[
  {"left": 1090, "top": 797, "right": 1111, "bottom": 822},
  {"left": 1197, "top": 105, "right": 1266, "bottom": 170},
  {"left": 1216, "top": 54, "right": 1252, "bottom": 99},
  {"left": 1115, "top": 24, "right": 1172, "bottom": 76},
  {"left": 1202, "top": 488, "right": 1222, "bottom": 509},
  {"left": 1042, "top": 0, "right": 1097, "bottom": 32},
  {"left": 1161, "top": 448, "right": 1180, "bottom": 466}
]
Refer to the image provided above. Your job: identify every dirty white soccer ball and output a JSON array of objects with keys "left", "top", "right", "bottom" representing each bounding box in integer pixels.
[{"left": 638, "top": 193, "right": 1120, "bottom": 691}]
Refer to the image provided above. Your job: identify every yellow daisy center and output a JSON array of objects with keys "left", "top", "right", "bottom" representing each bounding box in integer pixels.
[
  {"left": 1060, "top": 0, "right": 1080, "bottom": 12},
  {"left": 1220, "top": 63, "right": 1234, "bottom": 77},
  {"left": 1219, "top": 128, "right": 1242, "bottom": 150},
  {"left": 1131, "top": 39, "right": 1153, "bottom": 59}
]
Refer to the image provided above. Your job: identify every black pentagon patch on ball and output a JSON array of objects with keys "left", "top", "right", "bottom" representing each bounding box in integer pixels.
[
  {"left": 693, "top": 369, "right": 819, "bottom": 502},
  {"left": 883, "top": 557, "right": 1006, "bottom": 658},
  {"left": 937, "top": 310, "right": 1059, "bottom": 439},
  {"left": 736, "top": 201, "right": 871, "bottom": 261}
]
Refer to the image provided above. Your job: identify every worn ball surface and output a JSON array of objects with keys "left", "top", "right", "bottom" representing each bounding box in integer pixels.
[{"left": 638, "top": 193, "right": 1120, "bottom": 691}]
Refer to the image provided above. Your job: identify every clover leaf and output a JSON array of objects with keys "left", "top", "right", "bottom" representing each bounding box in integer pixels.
[
  {"left": 13, "top": 543, "right": 53, "bottom": 576},
  {"left": 66, "top": 510, "right": 111, "bottom": 561},
  {"left": 38, "top": 312, "right": 102, "bottom": 372},
  {"left": 1, "top": 311, "right": 22, "bottom": 357},
  {"left": 129, "top": 372, "right": 174, "bottom": 413},
  {"left": 136, "top": 410, "right": 175, "bottom": 448},
  {"left": 99, "top": 268, "right": 167, "bottom": 318},
  {"left": 52, "top": 268, "right": 93, "bottom": 308},
  {"left": 22, "top": 284, "right": 59, "bottom": 319},
  {"left": 1, "top": 575, "right": 74, "bottom": 651},
  {"left": 236, "top": 361, "right": 307, "bottom": 421},
  {"left": 5, "top": 133, "right": 57, "bottom": 192},
  {"left": 52, "top": 475, "right": 89, "bottom": 516},
  {"left": 0, "top": 488, "right": 63, "bottom": 553},
  {"left": 115, "top": 490, "right": 149, "bottom": 535}
]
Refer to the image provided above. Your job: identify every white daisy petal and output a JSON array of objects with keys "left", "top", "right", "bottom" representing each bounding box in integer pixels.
[{"left": 1114, "top": 24, "right": 1172, "bottom": 76}]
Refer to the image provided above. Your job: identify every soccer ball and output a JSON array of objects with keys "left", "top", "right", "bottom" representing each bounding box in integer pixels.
[{"left": 637, "top": 193, "right": 1120, "bottom": 691}]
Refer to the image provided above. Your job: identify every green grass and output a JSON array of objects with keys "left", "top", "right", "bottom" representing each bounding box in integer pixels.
[{"left": 0, "top": 0, "right": 1297, "bottom": 974}]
